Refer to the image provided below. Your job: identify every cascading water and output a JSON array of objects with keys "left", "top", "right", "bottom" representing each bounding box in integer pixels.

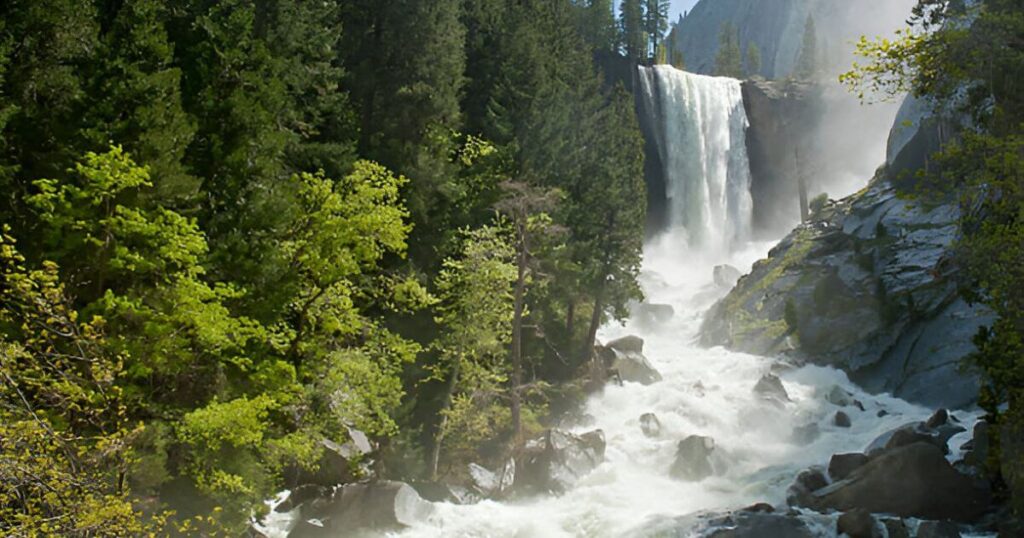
[
  {"left": 261, "top": 66, "right": 978, "bottom": 538},
  {"left": 637, "top": 66, "right": 754, "bottom": 251}
]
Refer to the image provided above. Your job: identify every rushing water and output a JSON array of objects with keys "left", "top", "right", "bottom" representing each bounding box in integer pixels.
[
  {"left": 393, "top": 233, "right": 967, "bottom": 538},
  {"left": 637, "top": 66, "right": 754, "bottom": 252}
]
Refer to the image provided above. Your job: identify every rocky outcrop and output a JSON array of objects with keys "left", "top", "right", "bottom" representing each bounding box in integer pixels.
[
  {"left": 637, "top": 508, "right": 817, "bottom": 538},
  {"left": 516, "top": 429, "right": 605, "bottom": 494},
  {"left": 670, "top": 435, "right": 718, "bottom": 481},
  {"left": 802, "top": 442, "right": 990, "bottom": 521},
  {"left": 285, "top": 429, "right": 375, "bottom": 489},
  {"left": 597, "top": 336, "right": 663, "bottom": 386},
  {"left": 288, "top": 481, "right": 433, "bottom": 537},
  {"left": 700, "top": 173, "right": 994, "bottom": 409}
]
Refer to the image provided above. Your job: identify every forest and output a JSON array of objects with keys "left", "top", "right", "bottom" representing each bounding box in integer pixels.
[{"left": 1, "top": 0, "right": 1022, "bottom": 536}]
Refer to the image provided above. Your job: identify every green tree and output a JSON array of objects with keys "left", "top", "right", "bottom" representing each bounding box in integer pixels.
[
  {"left": 576, "top": 0, "right": 618, "bottom": 52},
  {"left": 429, "top": 224, "right": 516, "bottom": 478},
  {"left": 715, "top": 22, "right": 743, "bottom": 78},
  {"left": 619, "top": 0, "right": 647, "bottom": 62},
  {"left": 746, "top": 42, "right": 762, "bottom": 76},
  {"left": 644, "top": 0, "right": 671, "bottom": 64},
  {"left": 795, "top": 15, "right": 819, "bottom": 79}
]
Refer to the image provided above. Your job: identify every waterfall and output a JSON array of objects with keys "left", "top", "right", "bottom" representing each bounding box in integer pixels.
[{"left": 638, "top": 66, "right": 753, "bottom": 251}]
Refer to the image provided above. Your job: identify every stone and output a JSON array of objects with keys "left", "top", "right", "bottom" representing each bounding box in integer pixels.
[
  {"left": 516, "top": 429, "right": 605, "bottom": 494},
  {"left": 826, "top": 385, "right": 855, "bottom": 407},
  {"left": 610, "top": 349, "right": 663, "bottom": 385},
  {"left": 290, "top": 481, "right": 432, "bottom": 536},
  {"left": 752, "top": 373, "right": 790, "bottom": 403},
  {"left": 713, "top": 264, "right": 743, "bottom": 289},
  {"left": 704, "top": 511, "right": 815, "bottom": 538},
  {"left": 634, "top": 303, "right": 675, "bottom": 325},
  {"left": 834, "top": 411, "right": 852, "bottom": 428},
  {"left": 409, "top": 481, "right": 475, "bottom": 505},
  {"left": 741, "top": 503, "right": 774, "bottom": 513},
  {"left": 916, "top": 520, "right": 962, "bottom": 538},
  {"left": 606, "top": 335, "right": 644, "bottom": 354},
  {"left": 925, "top": 408, "right": 950, "bottom": 429},
  {"left": 468, "top": 458, "right": 514, "bottom": 498},
  {"left": 275, "top": 484, "right": 329, "bottom": 513},
  {"left": 880, "top": 519, "right": 909, "bottom": 538},
  {"left": 786, "top": 467, "right": 828, "bottom": 507},
  {"left": 828, "top": 453, "right": 869, "bottom": 481},
  {"left": 670, "top": 435, "right": 716, "bottom": 481},
  {"left": 865, "top": 418, "right": 965, "bottom": 456},
  {"left": 837, "top": 508, "right": 880, "bottom": 538},
  {"left": 288, "top": 429, "right": 375, "bottom": 488},
  {"left": 803, "top": 442, "right": 991, "bottom": 521},
  {"left": 640, "top": 413, "right": 662, "bottom": 438}
]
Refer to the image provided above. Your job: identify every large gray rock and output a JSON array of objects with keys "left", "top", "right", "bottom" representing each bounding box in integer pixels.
[
  {"left": 640, "top": 413, "right": 662, "bottom": 438},
  {"left": 287, "top": 429, "right": 375, "bottom": 489},
  {"left": 636, "top": 509, "right": 815, "bottom": 538},
  {"left": 800, "top": 442, "right": 990, "bottom": 521},
  {"left": 700, "top": 174, "right": 993, "bottom": 409},
  {"left": 289, "top": 481, "right": 432, "bottom": 537},
  {"left": 837, "top": 508, "right": 881, "bottom": 538},
  {"left": 468, "top": 458, "right": 514, "bottom": 499},
  {"left": 610, "top": 349, "right": 662, "bottom": 386},
  {"left": 753, "top": 373, "right": 790, "bottom": 403},
  {"left": 516, "top": 429, "right": 605, "bottom": 494},
  {"left": 670, "top": 435, "right": 717, "bottom": 481}
]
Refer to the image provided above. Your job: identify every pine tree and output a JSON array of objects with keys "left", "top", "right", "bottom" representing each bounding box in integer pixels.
[
  {"left": 746, "top": 42, "right": 762, "bottom": 77},
  {"left": 714, "top": 22, "right": 743, "bottom": 78},
  {"left": 576, "top": 0, "right": 617, "bottom": 52},
  {"left": 619, "top": 0, "right": 646, "bottom": 62},
  {"left": 795, "top": 15, "right": 819, "bottom": 79},
  {"left": 644, "top": 0, "right": 671, "bottom": 64}
]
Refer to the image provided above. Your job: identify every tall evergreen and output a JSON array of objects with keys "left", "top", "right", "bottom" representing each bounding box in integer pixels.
[
  {"left": 795, "top": 15, "right": 819, "bottom": 78},
  {"left": 619, "top": 0, "right": 647, "bottom": 63},
  {"left": 714, "top": 22, "right": 743, "bottom": 78},
  {"left": 746, "top": 42, "right": 763, "bottom": 77},
  {"left": 644, "top": 0, "right": 671, "bottom": 64}
]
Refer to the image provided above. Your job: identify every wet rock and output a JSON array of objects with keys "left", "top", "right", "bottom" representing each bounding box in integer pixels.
[
  {"left": 786, "top": 467, "right": 828, "bottom": 507},
  {"left": 275, "top": 484, "right": 329, "bottom": 513},
  {"left": 826, "top": 385, "right": 855, "bottom": 407},
  {"left": 517, "top": 429, "right": 605, "bottom": 494},
  {"left": 791, "top": 423, "right": 820, "bottom": 445},
  {"left": 753, "top": 374, "right": 790, "bottom": 403},
  {"left": 834, "top": 411, "right": 852, "bottom": 428},
  {"left": 713, "top": 264, "right": 743, "bottom": 289},
  {"left": 611, "top": 349, "right": 663, "bottom": 385},
  {"left": 606, "top": 335, "right": 644, "bottom": 354},
  {"left": 670, "top": 435, "right": 716, "bottom": 481},
  {"left": 289, "top": 481, "right": 432, "bottom": 536},
  {"left": 803, "top": 442, "right": 991, "bottom": 521},
  {"left": 640, "top": 413, "right": 662, "bottom": 438},
  {"left": 916, "top": 520, "right": 962, "bottom": 538},
  {"left": 634, "top": 303, "right": 675, "bottom": 325},
  {"left": 925, "top": 408, "right": 950, "bottom": 429},
  {"left": 288, "top": 429, "right": 375, "bottom": 489},
  {"left": 468, "top": 459, "right": 514, "bottom": 498},
  {"left": 880, "top": 518, "right": 910, "bottom": 538},
  {"left": 828, "top": 453, "right": 869, "bottom": 481},
  {"left": 865, "top": 416, "right": 965, "bottom": 456},
  {"left": 704, "top": 511, "right": 815, "bottom": 538},
  {"left": 837, "top": 508, "right": 880, "bottom": 538},
  {"left": 741, "top": 503, "right": 775, "bottom": 513},
  {"left": 877, "top": 410, "right": 889, "bottom": 418},
  {"left": 410, "top": 481, "right": 476, "bottom": 505},
  {"left": 962, "top": 421, "right": 991, "bottom": 471}
]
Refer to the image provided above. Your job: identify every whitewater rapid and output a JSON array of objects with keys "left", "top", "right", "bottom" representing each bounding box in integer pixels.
[{"left": 395, "top": 234, "right": 966, "bottom": 538}]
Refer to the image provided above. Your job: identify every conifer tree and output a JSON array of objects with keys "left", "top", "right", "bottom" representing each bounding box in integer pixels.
[
  {"left": 619, "top": 0, "right": 647, "bottom": 62},
  {"left": 714, "top": 22, "right": 743, "bottom": 78},
  {"left": 746, "top": 42, "right": 762, "bottom": 77},
  {"left": 795, "top": 15, "right": 819, "bottom": 79}
]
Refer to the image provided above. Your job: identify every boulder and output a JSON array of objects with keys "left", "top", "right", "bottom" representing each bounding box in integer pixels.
[
  {"left": 753, "top": 374, "right": 790, "bottom": 403},
  {"left": 880, "top": 518, "right": 910, "bottom": 538},
  {"left": 606, "top": 335, "right": 644, "bottom": 354},
  {"left": 826, "top": 385, "right": 855, "bottom": 407},
  {"left": 287, "top": 429, "right": 375, "bottom": 488},
  {"left": 468, "top": 458, "right": 514, "bottom": 498},
  {"left": 704, "top": 511, "right": 815, "bottom": 538},
  {"left": 611, "top": 349, "right": 663, "bottom": 385},
  {"left": 634, "top": 303, "right": 675, "bottom": 325},
  {"left": 640, "top": 413, "right": 662, "bottom": 438},
  {"left": 828, "top": 453, "right": 869, "bottom": 481},
  {"left": 516, "top": 429, "right": 605, "bottom": 494},
  {"left": 670, "top": 435, "right": 716, "bottom": 481},
  {"left": 865, "top": 416, "right": 965, "bottom": 456},
  {"left": 834, "top": 411, "right": 852, "bottom": 428},
  {"left": 275, "top": 484, "right": 329, "bottom": 513},
  {"left": 916, "top": 520, "right": 962, "bottom": 538},
  {"left": 289, "top": 481, "right": 432, "bottom": 537},
  {"left": 802, "top": 442, "right": 991, "bottom": 521},
  {"left": 786, "top": 467, "right": 828, "bottom": 507},
  {"left": 713, "top": 264, "right": 743, "bottom": 289},
  {"left": 410, "top": 481, "right": 476, "bottom": 505},
  {"left": 837, "top": 508, "right": 880, "bottom": 538}
]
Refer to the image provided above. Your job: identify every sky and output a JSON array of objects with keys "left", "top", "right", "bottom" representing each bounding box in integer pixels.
[{"left": 615, "top": 0, "right": 701, "bottom": 24}]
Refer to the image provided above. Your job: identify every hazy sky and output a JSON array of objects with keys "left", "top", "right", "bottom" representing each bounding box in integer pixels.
[{"left": 615, "top": 0, "right": 701, "bottom": 24}]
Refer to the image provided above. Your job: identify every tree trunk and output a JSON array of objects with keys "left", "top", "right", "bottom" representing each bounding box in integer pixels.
[
  {"left": 429, "top": 364, "right": 459, "bottom": 481},
  {"left": 510, "top": 223, "right": 528, "bottom": 442},
  {"left": 583, "top": 289, "right": 604, "bottom": 363},
  {"left": 565, "top": 300, "right": 576, "bottom": 337}
]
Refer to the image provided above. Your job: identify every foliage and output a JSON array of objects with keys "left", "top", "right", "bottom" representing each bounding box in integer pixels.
[
  {"left": 715, "top": 22, "right": 743, "bottom": 78},
  {"left": 746, "top": 42, "right": 762, "bottom": 77},
  {"left": 795, "top": 15, "right": 819, "bottom": 79}
]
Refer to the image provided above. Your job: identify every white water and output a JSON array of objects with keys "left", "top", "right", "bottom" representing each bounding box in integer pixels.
[
  {"left": 638, "top": 66, "right": 754, "bottom": 253},
  {"left": 391, "top": 234, "right": 964, "bottom": 538}
]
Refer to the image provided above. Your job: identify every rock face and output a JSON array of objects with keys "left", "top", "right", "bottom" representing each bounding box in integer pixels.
[
  {"left": 700, "top": 173, "right": 993, "bottom": 409},
  {"left": 289, "top": 481, "right": 432, "bottom": 537},
  {"left": 798, "top": 442, "right": 991, "bottom": 521},
  {"left": 670, "top": 435, "right": 717, "bottom": 481},
  {"left": 516, "top": 429, "right": 605, "bottom": 494}
]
